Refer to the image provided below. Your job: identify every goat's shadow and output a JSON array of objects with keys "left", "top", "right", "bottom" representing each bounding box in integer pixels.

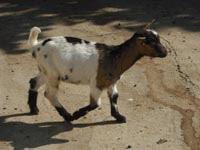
[{"left": 0, "top": 113, "right": 118, "bottom": 150}]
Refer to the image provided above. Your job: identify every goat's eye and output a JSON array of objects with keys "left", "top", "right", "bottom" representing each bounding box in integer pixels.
[{"left": 145, "top": 37, "right": 156, "bottom": 44}]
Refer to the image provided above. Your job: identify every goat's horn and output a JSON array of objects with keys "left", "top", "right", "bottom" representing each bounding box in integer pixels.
[{"left": 144, "top": 19, "right": 156, "bottom": 29}]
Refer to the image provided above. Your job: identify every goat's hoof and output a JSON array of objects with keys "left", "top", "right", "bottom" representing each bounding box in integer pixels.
[
  {"left": 114, "top": 115, "right": 126, "bottom": 123},
  {"left": 63, "top": 115, "right": 73, "bottom": 122},
  {"left": 29, "top": 107, "right": 39, "bottom": 115},
  {"left": 72, "top": 110, "right": 87, "bottom": 120},
  {"left": 64, "top": 118, "right": 73, "bottom": 124},
  {"left": 62, "top": 112, "right": 73, "bottom": 122}
]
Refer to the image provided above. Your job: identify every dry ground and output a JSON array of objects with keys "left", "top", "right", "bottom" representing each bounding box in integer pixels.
[{"left": 0, "top": 0, "right": 200, "bottom": 150}]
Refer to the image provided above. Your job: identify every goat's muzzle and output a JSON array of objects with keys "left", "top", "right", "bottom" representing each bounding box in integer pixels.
[{"left": 156, "top": 44, "right": 168, "bottom": 58}]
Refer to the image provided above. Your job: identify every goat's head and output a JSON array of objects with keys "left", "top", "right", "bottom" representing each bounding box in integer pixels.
[{"left": 133, "top": 29, "right": 167, "bottom": 58}]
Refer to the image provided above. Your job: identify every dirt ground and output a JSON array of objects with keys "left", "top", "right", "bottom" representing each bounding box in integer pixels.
[{"left": 0, "top": 0, "right": 200, "bottom": 150}]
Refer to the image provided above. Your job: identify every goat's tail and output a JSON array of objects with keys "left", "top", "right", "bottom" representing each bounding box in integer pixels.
[{"left": 28, "top": 27, "right": 41, "bottom": 47}]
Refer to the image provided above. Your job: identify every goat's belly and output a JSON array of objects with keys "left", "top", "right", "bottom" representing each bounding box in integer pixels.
[{"left": 62, "top": 70, "right": 95, "bottom": 85}]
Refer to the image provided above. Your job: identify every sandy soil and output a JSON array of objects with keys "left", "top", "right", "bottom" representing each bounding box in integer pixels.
[{"left": 0, "top": 0, "right": 200, "bottom": 150}]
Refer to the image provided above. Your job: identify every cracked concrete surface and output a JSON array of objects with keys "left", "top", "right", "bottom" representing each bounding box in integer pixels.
[{"left": 0, "top": 1, "right": 200, "bottom": 150}]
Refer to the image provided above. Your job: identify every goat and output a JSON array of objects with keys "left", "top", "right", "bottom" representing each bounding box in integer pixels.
[{"left": 27, "top": 26, "right": 167, "bottom": 123}]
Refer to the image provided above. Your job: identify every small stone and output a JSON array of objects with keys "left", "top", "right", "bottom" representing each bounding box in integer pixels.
[
  {"left": 14, "top": 108, "right": 17, "bottom": 110},
  {"left": 126, "top": 145, "right": 132, "bottom": 149},
  {"left": 3, "top": 107, "right": 6, "bottom": 110},
  {"left": 128, "top": 98, "right": 133, "bottom": 102},
  {"left": 182, "top": 40, "right": 186, "bottom": 42},
  {"left": 133, "top": 84, "right": 137, "bottom": 87},
  {"left": 156, "top": 138, "right": 167, "bottom": 144}
]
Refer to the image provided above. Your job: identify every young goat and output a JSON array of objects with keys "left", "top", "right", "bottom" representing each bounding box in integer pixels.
[{"left": 27, "top": 27, "right": 167, "bottom": 123}]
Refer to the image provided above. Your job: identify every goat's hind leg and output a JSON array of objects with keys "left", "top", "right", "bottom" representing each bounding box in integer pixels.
[
  {"left": 28, "top": 74, "right": 45, "bottom": 115},
  {"left": 45, "top": 81, "right": 72, "bottom": 122},
  {"left": 107, "top": 84, "right": 126, "bottom": 123},
  {"left": 72, "top": 87, "right": 102, "bottom": 120}
]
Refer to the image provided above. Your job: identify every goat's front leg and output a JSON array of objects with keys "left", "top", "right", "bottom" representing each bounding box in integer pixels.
[
  {"left": 28, "top": 74, "right": 45, "bottom": 115},
  {"left": 107, "top": 84, "right": 126, "bottom": 123},
  {"left": 45, "top": 81, "right": 73, "bottom": 122},
  {"left": 72, "top": 86, "right": 102, "bottom": 120}
]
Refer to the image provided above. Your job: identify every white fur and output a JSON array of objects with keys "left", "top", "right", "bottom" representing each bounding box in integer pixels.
[
  {"left": 33, "top": 37, "right": 99, "bottom": 85},
  {"left": 28, "top": 27, "right": 41, "bottom": 47},
  {"left": 146, "top": 29, "right": 158, "bottom": 36},
  {"left": 29, "top": 27, "right": 102, "bottom": 108}
]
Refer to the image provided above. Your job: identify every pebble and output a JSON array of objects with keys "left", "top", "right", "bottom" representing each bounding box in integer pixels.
[
  {"left": 128, "top": 98, "right": 133, "bottom": 102},
  {"left": 156, "top": 138, "right": 168, "bottom": 144},
  {"left": 126, "top": 145, "right": 132, "bottom": 149}
]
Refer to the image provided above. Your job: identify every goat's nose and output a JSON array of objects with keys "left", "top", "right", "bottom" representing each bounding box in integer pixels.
[
  {"left": 159, "top": 49, "right": 167, "bottom": 58},
  {"left": 159, "top": 52, "right": 167, "bottom": 58}
]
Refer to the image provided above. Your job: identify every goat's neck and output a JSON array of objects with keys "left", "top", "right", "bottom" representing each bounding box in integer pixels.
[{"left": 114, "top": 38, "right": 142, "bottom": 75}]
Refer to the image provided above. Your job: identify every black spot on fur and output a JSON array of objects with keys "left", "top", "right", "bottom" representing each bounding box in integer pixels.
[
  {"left": 42, "top": 38, "right": 52, "bottom": 46},
  {"left": 29, "top": 78, "right": 37, "bottom": 89},
  {"left": 64, "top": 75, "right": 69, "bottom": 80},
  {"left": 44, "top": 54, "right": 48, "bottom": 58},
  {"left": 65, "top": 37, "right": 89, "bottom": 45},
  {"left": 32, "top": 52, "right": 36, "bottom": 58}
]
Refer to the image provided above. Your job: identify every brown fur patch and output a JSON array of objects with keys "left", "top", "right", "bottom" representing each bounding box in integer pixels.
[
  {"left": 96, "top": 41, "right": 142, "bottom": 89},
  {"left": 137, "top": 40, "right": 157, "bottom": 56}
]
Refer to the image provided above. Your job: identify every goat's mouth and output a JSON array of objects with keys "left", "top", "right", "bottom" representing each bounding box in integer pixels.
[
  {"left": 156, "top": 47, "right": 168, "bottom": 58},
  {"left": 158, "top": 52, "right": 167, "bottom": 58}
]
